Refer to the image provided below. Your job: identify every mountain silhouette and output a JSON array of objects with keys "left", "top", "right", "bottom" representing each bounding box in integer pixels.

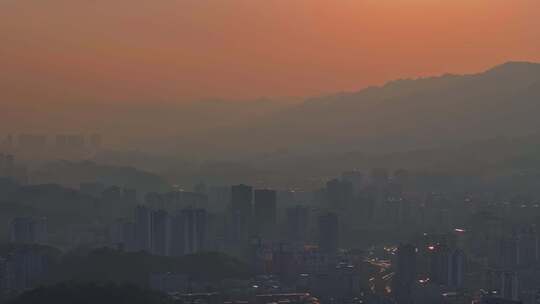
[{"left": 194, "top": 61, "right": 540, "bottom": 159}]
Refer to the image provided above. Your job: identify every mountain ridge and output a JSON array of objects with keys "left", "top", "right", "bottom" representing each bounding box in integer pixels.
[{"left": 185, "top": 61, "right": 540, "bottom": 159}]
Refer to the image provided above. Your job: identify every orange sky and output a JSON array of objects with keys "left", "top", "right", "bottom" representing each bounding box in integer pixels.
[{"left": 1, "top": 0, "right": 539, "bottom": 103}]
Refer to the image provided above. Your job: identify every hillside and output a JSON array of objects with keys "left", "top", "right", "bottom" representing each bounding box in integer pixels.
[{"left": 191, "top": 62, "right": 540, "bottom": 159}]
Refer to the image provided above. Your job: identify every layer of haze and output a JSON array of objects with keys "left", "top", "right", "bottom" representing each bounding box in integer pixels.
[{"left": 1, "top": 0, "right": 539, "bottom": 103}]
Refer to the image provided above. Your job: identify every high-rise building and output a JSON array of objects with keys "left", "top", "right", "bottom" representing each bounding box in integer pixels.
[
  {"left": 517, "top": 229, "right": 538, "bottom": 266},
  {"left": 393, "top": 169, "right": 410, "bottom": 187},
  {"left": 0, "top": 248, "right": 49, "bottom": 293},
  {"left": 163, "top": 190, "right": 181, "bottom": 209},
  {"left": 135, "top": 205, "right": 151, "bottom": 252},
  {"left": 499, "top": 237, "right": 519, "bottom": 269},
  {"left": 145, "top": 192, "right": 165, "bottom": 209},
  {"left": 286, "top": 205, "right": 309, "bottom": 243},
  {"left": 171, "top": 208, "right": 207, "bottom": 256},
  {"left": 0, "top": 256, "right": 7, "bottom": 291},
  {"left": 449, "top": 249, "right": 465, "bottom": 289},
  {"left": 429, "top": 245, "right": 464, "bottom": 289},
  {"left": 180, "top": 191, "right": 208, "bottom": 209},
  {"left": 109, "top": 218, "right": 137, "bottom": 252},
  {"left": 230, "top": 184, "right": 253, "bottom": 242},
  {"left": 370, "top": 168, "right": 390, "bottom": 223},
  {"left": 9, "top": 217, "right": 47, "bottom": 245},
  {"left": 393, "top": 243, "right": 416, "bottom": 304},
  {"left": 150, "top": 209, "right": 170, "bottom": 256},
  {"left": 501, "top": 271, "right": 520, "bottom": 301},
  {"left": 207, "top": 186, "right": 230, "bottom": 212},
  {"left": 318, "top": 212, "right": 339, "bottom": 254},
  {"left": 341, "top": 171, "right": 363, "bottom": 196},
  {"left": 326, "top": 179, "right": 353, "bottom": 210},
  {"left": 485, "top": 269, "right": 520, "bottom": 301},
  {"left": 193, "top": 182, "right": 207, "bottom": 195},
  {"left": 254, "top": 189, "right": 277, "bottom": 239}
]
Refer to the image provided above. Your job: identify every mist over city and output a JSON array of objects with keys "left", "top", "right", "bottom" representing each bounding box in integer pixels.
[{"left": 1, "top": 1, "right": 540, "bottom": 304}]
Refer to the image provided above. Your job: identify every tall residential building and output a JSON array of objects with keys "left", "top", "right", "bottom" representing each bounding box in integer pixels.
[
  {"left": 370, "top": 168, "right": 390, "bottom": 223},
  {"left": 393, "top": 243, "right": 416, "bottom": 304},
  {"left": 135, "top": 205, "right": 151, "bottom": 252},
  {"left": 393, "top": 169, "right": 410, "bottom": 187},
  {"left": 499, "top": 237, "right": 519, "bottom": 269},
  {"left": 0, "top": 248, "right": 49, "bottom": 293},
  {"left": 318, "top": 212, "right": 339, "bottom": 254},
  {"left": 171, "top": 208, "right": 207, "bottom": 256},
  {"left": 150, "top": 209, "right": 170, "bottom": 256},
  {"left": 517, "top": 229, "right": 538, "bottom": 266},
  {"left": 0, "top": 256, "right": 7, "bottom": 291},
  {"left": 180, "top": 191, "right": 208, "bottom": 209},
  {"left": 9, "top": 217, "right": 47, "bottom": 245},
  {"left": 230, "top": 184, "right": 253, "bottom": 242},
  {"left": 207, "top": 186, "right": 230, "bottom": 212},
  {"left": 501, "top": 271, "right": 520, "bottom": 301},
  {"left": 325, "top": 179, "right": 353, "bottom": 210},
  {"left": 485, "top": 270, "right": 520, "bottom": 301},
  {"left": 429, "top": 245, "right": 464, "bottom": 289},
  {"left": 341, "top": 171, "right": 363, "bottom": 196},
  {"left": 145, "top": 192, "right": 165, "bottom": 209},
  {"left": 449, "top": 249, "right": 465, "bottom": 289},
  {"left": 193, "top": 182, "right": 207, "bottom": 195},
  {"left": 254, "top": 189, "right": 277, "bottom": 239},
  {"left": 286, "top": 205, "right": 309, "bottom": 243},
  {"left": 109, "top": 218, "right": 137, "bottom": 252}
]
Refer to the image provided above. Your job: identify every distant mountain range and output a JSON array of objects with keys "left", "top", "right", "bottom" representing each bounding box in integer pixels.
[
  {"left": 3, "top": 61, "right": 539, "bottom": 163},
  {"left": 187, "top": 61, "right": 540, "bottom": 159}
]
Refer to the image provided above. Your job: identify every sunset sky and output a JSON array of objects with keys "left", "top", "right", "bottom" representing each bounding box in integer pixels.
[{"left": 1, "top": 0, "right": 539, "bottom": 103}]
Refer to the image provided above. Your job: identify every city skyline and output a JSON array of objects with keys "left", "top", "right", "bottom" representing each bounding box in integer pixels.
[{"left": 2, "top": 1, "right": 540, "bottom": 303}]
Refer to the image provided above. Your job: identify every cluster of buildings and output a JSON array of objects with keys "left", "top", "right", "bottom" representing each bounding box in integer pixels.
[
  {"left": 1, "top": 133, "right": 101, "bottom": 151},
  {"left": 7, "top": 165, "right": 540, "bottom": 304},
  {"left": 0, "top": 247, "right": 51, "bottom": 296},
  {"left": 1, "top": 217, "right": 51, "bottom": 297},
  {"left": 100, "top": 182, "right": 366, "bottom": 302},
  {"left": 391, "top": 240, "right": 466, "bottom": 304},
  {"left": 0, "top": 133, "right": 102, "bottom": 160},
  {"left": 9, "top": 217, "right": 48, "bottom": 245},
  {"left": 387, "top": 224, "right": 540, "bottom": 304}
]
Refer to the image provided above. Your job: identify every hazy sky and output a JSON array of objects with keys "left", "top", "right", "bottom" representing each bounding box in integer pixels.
[{"left": 1, "top": 0, "right": 539, "bottom": 103}]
